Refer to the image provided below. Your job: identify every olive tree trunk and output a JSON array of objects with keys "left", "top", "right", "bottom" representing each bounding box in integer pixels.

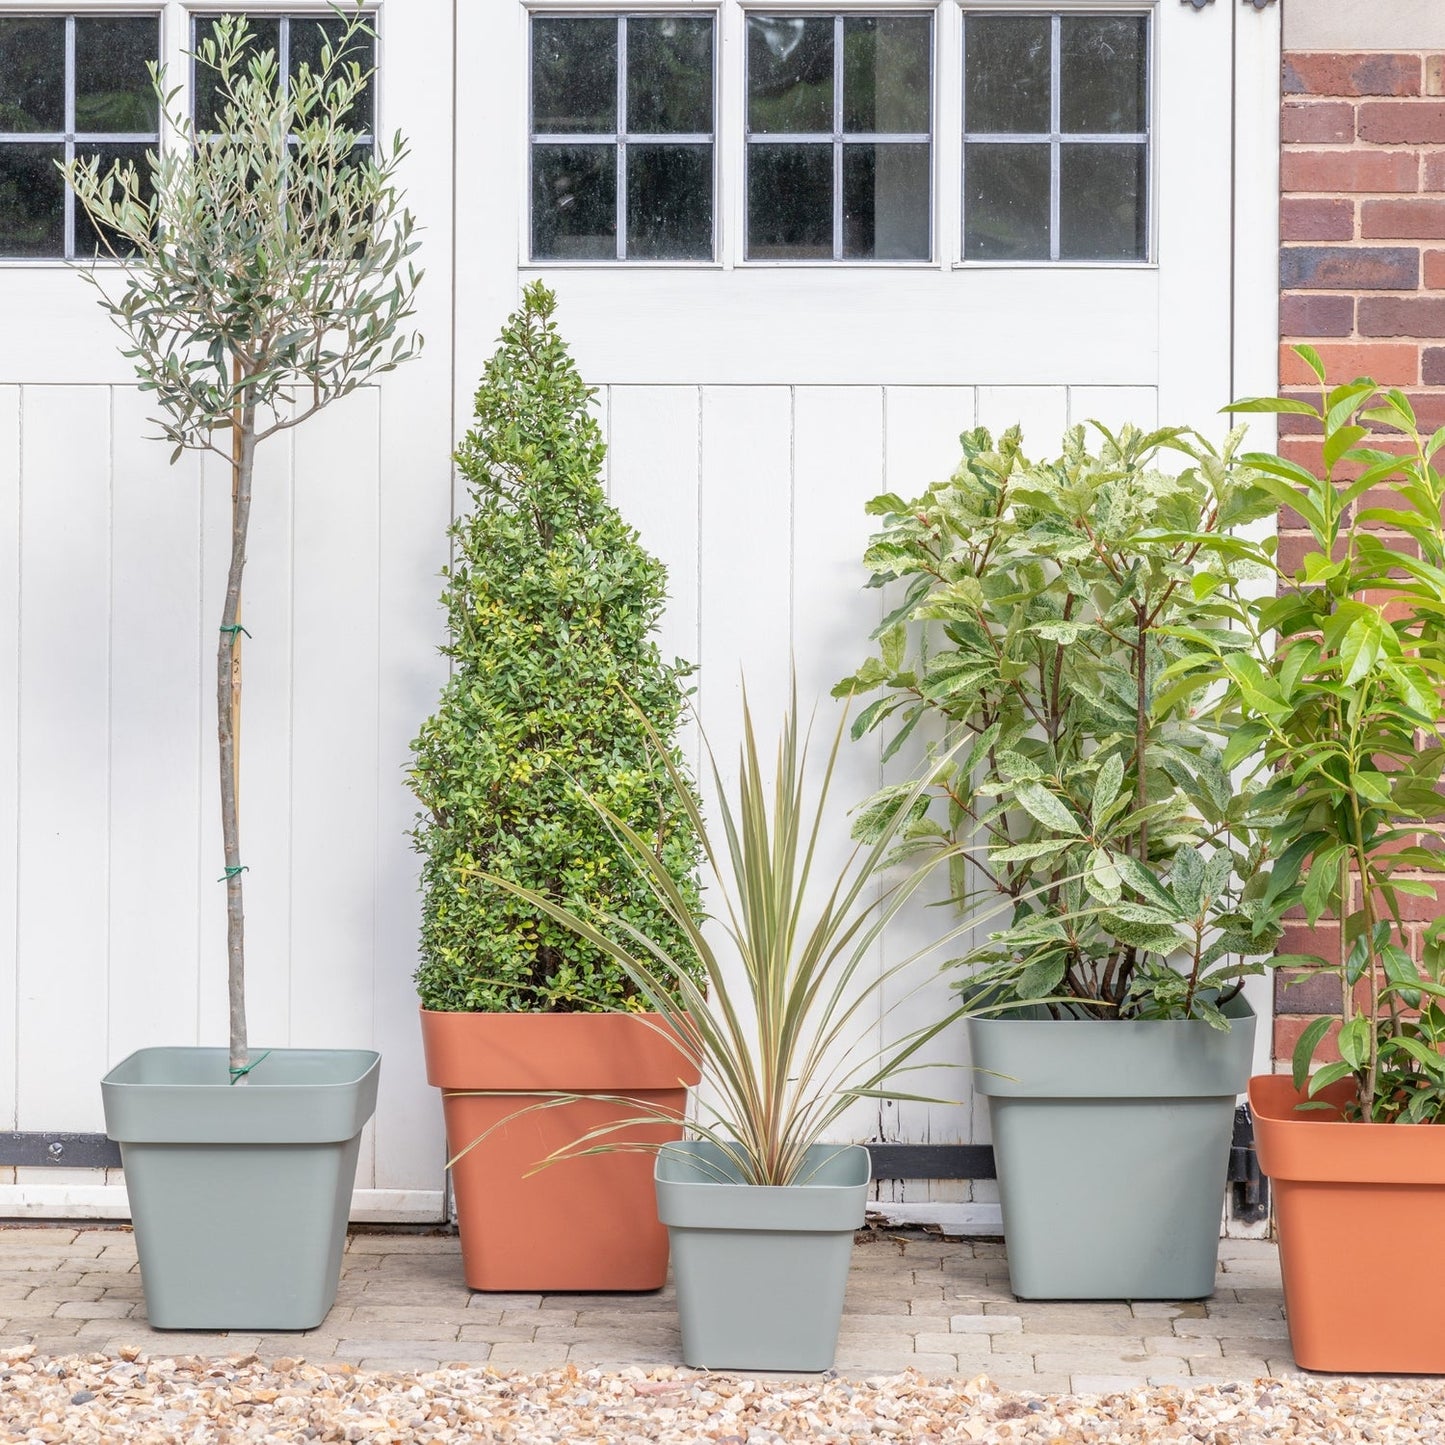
[{"left": 219, "top": 398, "right": 256, "bottom": 1077}]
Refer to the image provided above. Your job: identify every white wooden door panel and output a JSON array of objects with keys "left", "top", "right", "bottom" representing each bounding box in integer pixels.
[
  {"left": 976, "top": 386, "right": 1071, "bottom": 447},
  {"left": 1068, "top": 386, "right": 1161, "bottom": 434},
  {"left": 1156, "top": 0, "right": 1236, "bottom": 430},
  {"left": 608, "top": 387, "right": 703, "bottom": 678},
  {"left": 876, "top": 387, "right": 982, "bottom": 1201},
  {"left": 698, "top": 386, "right": 795, "bottom": 739},
  {"left": 16, "top": 387, "right": 113, "bottom": 1131},
  {"left": 791, "top": 387, "right": 888, "bottom": 1149},
  {"left": 546, "top": 269, "right": 1161, "bottom": 388},
  {"left": 107, "top": 389, "right": 204, "bottom": 1060},
  {"left": 883, "top": 388, "right": 977, "bottom": 495},
  {"left": 0, "top": 387, "right": 19, "bottom": 1145}
]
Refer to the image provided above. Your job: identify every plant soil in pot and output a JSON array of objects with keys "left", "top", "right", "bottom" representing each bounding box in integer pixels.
[
  {"left": 655, "top": 1141, "right": 870, "bottom": 1372},
  {"left": 1250, "top": 1073, "right": 1445, "bottom": 1373},
  {"left": 420, "top": 1010, "right": 697, "bottom": 1291},
  {"left": 103, "top": 1047, "right": 380, "bottom": 1330},
  {"left": 968, "top": 996, "right": 1255, "bottom": 1300}
]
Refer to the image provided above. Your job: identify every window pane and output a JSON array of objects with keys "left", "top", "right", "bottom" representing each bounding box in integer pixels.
[
  {"left": 0, "top": 18, "right": 64, "bottom": 134},
  {"left": 0, "top": 142, "right": 63, "bottom": 255},
  {"left": 1059, "top": 142, "right": 1146, "bottom": 260},
  {"left": 964, "top": 142, "right": 1049, "bottom": 261},
  {"left": 964, "top": 16, "right": 1050, "bottom": 135},
  {"left": 628, "top": 18, "right": 712, "bottom": 135},
  {"left": 74, "top": 142, "right": 154, "bottom": 257},
  {"left": 532, "top": 143, "right": 615, "bottom": 259},
  {"left": 75, "top": 17, "right": 159, "bottom": 134},
  {"left": 843, "top": 17, "right": 930, "bottom": 135},
  {"left": 532, "top": 18, "right": 617, "bottom": 135},
  {"left": 289, "top": 16, "right": 375, "bottom": 132},
  {"left": 748, "top": 142, "right": 831, "bottom": 259},
  {"left": 193, "top": 17, "right": 281, "bottom": 132},
  {"left": 628, "top": 143, "right": 711, "bottom": 259},
  {"left": 1061, "top": 17, "right": 1147, "bottom": 134},
  {"left": 843, "top": 143, "right": 928, "bottom": 259},
  {"left": 748, "top": 17, "right": 832, "bottom": 135}
]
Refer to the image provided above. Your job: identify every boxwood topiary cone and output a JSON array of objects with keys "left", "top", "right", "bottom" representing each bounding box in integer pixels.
[{"left": 409, "top": 280, "right": 704, "bottom": 1014}]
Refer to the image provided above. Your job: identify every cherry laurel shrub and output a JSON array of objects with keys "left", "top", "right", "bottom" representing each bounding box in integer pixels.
[{"left": 409, "top": 283, "right": 703, "bottom": 1013}]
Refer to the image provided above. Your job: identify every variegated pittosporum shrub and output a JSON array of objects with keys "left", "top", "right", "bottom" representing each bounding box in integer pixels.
[
  {"left": 409, "top": 282, "right": 703, "bottom": 1013},
  {"left": 836, "top": 422, "right": 1283, "bottom": 1026}
]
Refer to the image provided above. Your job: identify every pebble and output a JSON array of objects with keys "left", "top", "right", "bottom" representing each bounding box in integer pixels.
[{"left": 1, "top": 1346, "right": 1444, "bottom": 1443}]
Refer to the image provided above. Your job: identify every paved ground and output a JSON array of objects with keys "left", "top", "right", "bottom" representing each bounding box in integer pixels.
[{"left": 0, "top": 1225, "right": 1292, "bottom": 1394}]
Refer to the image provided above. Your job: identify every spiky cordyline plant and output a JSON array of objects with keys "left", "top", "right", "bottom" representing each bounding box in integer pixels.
[
  {"left": 64, "top": 9, "right": 422, "bottom": 1077},
  {"left": 484, "top": 685, "right": 1008, "bottom": 1188}
]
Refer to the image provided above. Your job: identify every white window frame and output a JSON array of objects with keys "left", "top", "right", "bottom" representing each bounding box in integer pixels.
[
  {"left": 0, "top": 10, "right": 163, "bottom": 260},
  {"left": 956, "top": 0, "right": 1158, "bottom": 269},
  {"left": 188, "top": 9, "right": 379, "bottom": 147},
  {"left": 0, "top": 1, "right": 386, "bottom": 269},
  {"left": 741, "top": 8, "right": 936, "bottom": 265},
  {"left": 525, "top": 5, "right": 722, "bottom": 265},
  {"left": 521, "top": 0, "right": 1162, "bottom": 271}
]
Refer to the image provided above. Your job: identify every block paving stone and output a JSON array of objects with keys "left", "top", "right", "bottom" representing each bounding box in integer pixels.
[{"left": 0, "top": 1223, "right": 1308, "bottom": 1393}]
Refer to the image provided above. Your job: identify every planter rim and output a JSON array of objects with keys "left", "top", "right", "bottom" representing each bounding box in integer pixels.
[
  {"left": 965, "top": 993, "right": 1254, "bottom": 1032},
  {"left": 967, "top": 996, "right": 1255, "bottom": 1101},
  {"left": 102, "top": 1047, "right": 381, "bottom": 1147},
  {"left": 103, "top": 1046, "right": 379, "bottom": 1091},
  {"left": 419, "top": 1007, "right": 701, "bottom": 1091},
  {"left": 655, "top": 1140, "right": 870, "bottom": 1233},
  {"left": 1250, "top": 1073, "right": 1445, "bottom": 1184}
]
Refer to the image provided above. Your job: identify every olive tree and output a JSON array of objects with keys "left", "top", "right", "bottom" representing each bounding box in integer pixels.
[{"left": 64, "top": 10, "right": 422, "bottom": 1077}]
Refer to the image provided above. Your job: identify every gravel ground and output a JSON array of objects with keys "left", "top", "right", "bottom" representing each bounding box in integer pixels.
[{"left": 3, "top": 1346, "right": 1444, "bottom": 1444}]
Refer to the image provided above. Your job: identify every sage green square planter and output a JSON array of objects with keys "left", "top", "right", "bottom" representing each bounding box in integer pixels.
[
  {"left": 967, "top": 996, "right": 1254, "bottom": 1301},
  {"left": 102, "top": 1047, "right": 380, "bottom": 1331},
  {"left": 654, "top": 1141, "right": 870, "bottom": 1371}
]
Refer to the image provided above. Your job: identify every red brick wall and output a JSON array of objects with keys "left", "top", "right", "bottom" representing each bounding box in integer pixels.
[{"left": 1275, "top": 48, "right": 1445, "bottom": 1067}]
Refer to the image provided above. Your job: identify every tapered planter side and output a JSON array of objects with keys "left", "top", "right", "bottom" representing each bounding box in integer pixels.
[
  {"left": 655, "top": 1141, "right": 870, "bottom": 1371},
  {"left": 1250, "top": 1073, "right": 1445, "bottom": 1373},
  {"left": 102, "top": 1047, "right": 380, "bottom": 1330},
  {"left": 968, "top": 997, "right": 1254, "bottom": 1301},
  {"left": 420, "top": 1010, "right": 698, "bottom": 1292}
]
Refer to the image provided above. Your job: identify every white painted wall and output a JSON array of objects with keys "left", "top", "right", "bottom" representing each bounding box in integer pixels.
[{"left": 0, "top": 0, "right": 1279, "bottom": 1223}]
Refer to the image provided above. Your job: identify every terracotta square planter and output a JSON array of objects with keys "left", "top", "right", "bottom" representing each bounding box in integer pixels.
[
  {"left": 1250, "top": 1073, "right": 1445, "bottom": 1374},
  {"left": 419, "top": 1009, "right": 699, "bottom": 1292}
]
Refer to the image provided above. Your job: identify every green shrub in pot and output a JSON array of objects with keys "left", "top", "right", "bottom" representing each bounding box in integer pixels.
[
  {"left": 407, "top": 282, "right": 706, "bottom": 1291},
  {"left": 1166, "top": 350, "right": 1445, "bottom": 1371},
  {"left": 409, "top": 281, "right": 703, "bottom": 1016},
  {"left": 835, "top": 420, "right": 1283, "bottom": 1299},
  {"left": 838, "top": 421, "right": 1283, "bottom": 1019}
]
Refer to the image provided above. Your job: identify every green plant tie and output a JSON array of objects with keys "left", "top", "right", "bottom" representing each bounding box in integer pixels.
[
  {"left": 229, "top": 1048, "right": 271, "bottom": 1084},
  {"left": 219, "top": 624, "right": 251, "bottom": 642},
  {"left": 218, "top": 864, "right": 248, "bottom": 883}
]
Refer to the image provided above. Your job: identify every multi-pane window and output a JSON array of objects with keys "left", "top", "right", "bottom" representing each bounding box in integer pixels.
[
  {"left": 191, "top": 14, "right": 375, "bottom": 141},
  {"left": 530, "top": 14, "right": 716, "bottom": 261},
  {"left": 0, "top": 14, "right": 159, "bottom": 259},
  {"left": 963, "top": 13, "right": 1149, "bottom": 263},
  {"left": 746, "top": 14, "right": 931, "bottom": 262}
]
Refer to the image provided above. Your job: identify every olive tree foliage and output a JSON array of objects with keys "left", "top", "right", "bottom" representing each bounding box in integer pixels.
[
  {"left": 63, "top": 10, "right": 423, "bottom": 1076},
  {"left": 409, "top": 283, "right": 704, "bottom": 1014}
]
